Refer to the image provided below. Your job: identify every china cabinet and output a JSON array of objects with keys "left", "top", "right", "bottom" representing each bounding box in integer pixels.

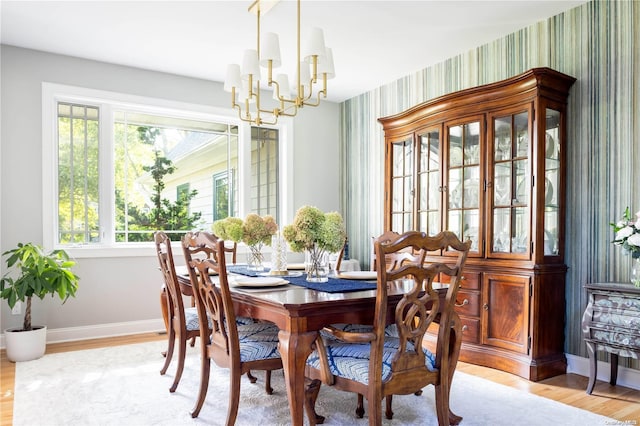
[{"left": 378, "top": 68, "right": 576, "bottom": 381}]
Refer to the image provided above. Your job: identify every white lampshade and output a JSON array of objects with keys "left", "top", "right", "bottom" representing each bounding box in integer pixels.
[
  {"left": 317, "top": 47, "right": 335, "bottom": 79},
  {"left": 260, "top": 32, "right": 281, "bottom": 68},
  {"left": 273, "top": 74, "right": 291, "bottom": 100},
  {"left": 241, "top": 49, "right": 260, "bottom": 79},
  {"left": 224, "top": 64, "right": 242, "bottom": 93},
  {"left": 303, "top": 27, "right": 326, "bottom": 61}
]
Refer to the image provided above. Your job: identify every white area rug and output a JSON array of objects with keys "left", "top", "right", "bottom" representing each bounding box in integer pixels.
[{"left": 13, "top": 340, "right": 614, "bottom": 426}]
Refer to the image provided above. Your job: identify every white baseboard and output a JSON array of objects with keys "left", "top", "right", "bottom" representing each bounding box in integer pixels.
[
  {"left": 0, "top": 319, "right": 165, "bottom": 349},
  {"left": 566, "top": 353, "right": 640, "bottom": 391}
]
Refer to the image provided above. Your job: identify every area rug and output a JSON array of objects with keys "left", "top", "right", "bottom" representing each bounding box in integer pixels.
[{"left": 13, "top": 340, "right": 614, "bottom": 426}]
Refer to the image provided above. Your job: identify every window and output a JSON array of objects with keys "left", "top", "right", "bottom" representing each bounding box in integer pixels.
[
  {"left": 212, "top": 171, "right": 233, "bottom": 221},
  {"left": 251, "top": 127, "right": 279, "bottom": 218},
  {"left": 43, "top": 84, "right": 290, "bottom": 254}
]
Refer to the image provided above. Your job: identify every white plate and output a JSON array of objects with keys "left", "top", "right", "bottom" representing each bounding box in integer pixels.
[
  {"left": 174, "top": 265, "right": 218, "bottom": 276},
  {"left": 337, "top": 271, "right": 377, "bottom": 280},
  {"left": 231, "top": 277, "right": 289, "bottom": 287},
  {"left": 287, "top": 263, "right": 306, "bottom": 270},
  {"left": 259, "top": 271, "right": 303, "bottom": 278}
]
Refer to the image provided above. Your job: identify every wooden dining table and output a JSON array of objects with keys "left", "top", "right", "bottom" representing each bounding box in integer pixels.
[{"left": 173, "top": 271, "right": 460, "bottom": 425}]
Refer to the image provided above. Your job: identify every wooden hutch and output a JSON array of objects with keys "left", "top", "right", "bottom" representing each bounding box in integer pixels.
[{"left": 378, "top": 68, "right": 576, "bottom": 381}]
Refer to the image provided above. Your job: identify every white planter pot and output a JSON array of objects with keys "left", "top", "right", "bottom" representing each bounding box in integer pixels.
[{"left": 4, "top": 325, "right": 47, "bottom": 362}]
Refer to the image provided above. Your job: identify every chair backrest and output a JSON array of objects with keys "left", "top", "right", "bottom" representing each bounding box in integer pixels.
[
  {"left": 181, "top": 231, "right": 239, "bottom": 357},
  {"left": 370, "top": 230, "right": 426, "bottom": 272},
  {"left": 154, "top": 231, "right": 185, "bottom": 327},
  {"left": 372, "top": 230, "right": 470, "bottom": 385}
]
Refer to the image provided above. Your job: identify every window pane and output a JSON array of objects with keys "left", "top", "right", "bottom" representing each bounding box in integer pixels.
[
  {"left": 251, "top": 127, "right": 279, "bottom": 219},
  {"left": 57, "top": 103, "right": 100, "bottom": 244},
  {"left": 114, "top": 112, "right": 235, "bottom": 242}
]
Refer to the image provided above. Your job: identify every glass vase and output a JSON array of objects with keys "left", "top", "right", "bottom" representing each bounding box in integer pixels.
[
  {"left": 246, "top": 244, "right": 265, "bottom": 271},
  {"left": 305, "top": 245, "right": 329, "bottom": 283},
  {"left": 631, "top": 257, "right": 640, "bottom": 288}
]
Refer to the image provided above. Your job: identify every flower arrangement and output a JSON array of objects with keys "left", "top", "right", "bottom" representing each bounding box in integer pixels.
[
  {"left": 610, "top": 207, "right": 640, "bottom": 259},
  {"left": 283, "top": 206, "right": 346, "bottom": 281},
  {"left": 213, "top": 214, "right": 278, "bottom": 270}
]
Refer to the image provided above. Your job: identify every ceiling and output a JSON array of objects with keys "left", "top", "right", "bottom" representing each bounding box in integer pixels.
[{"left": 1, "top": 1, "right": 586, "bottom": 103}]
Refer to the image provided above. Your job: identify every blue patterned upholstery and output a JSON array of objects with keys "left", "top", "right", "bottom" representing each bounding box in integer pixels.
[
  {"left": 237, "top": 322, "right": 281, "bottom": 363},
  {"left": 322, "top": 323, "right": 399, "bottom": 338},
  {"left": 184, "top": 307, "right": 255, "bottom": 331},
  {"left": 184, "top": 307, "right": 203, "bottom": 331},
  {"left": 306, "top": 336, "right": 436, "bottom": 385}
]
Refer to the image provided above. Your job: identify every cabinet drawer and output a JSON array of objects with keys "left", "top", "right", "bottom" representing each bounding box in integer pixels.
[
  {"left": 440, "top": 271, "right": 480, "bottom": 290},
  {"left": 460, "top": 317, "right": 480, "bottom": 344},
  {"left": 455, "top": 290, "right": 481, "bottom": 317}
]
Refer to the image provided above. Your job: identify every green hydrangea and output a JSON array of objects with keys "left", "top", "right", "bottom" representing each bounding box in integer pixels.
[
  {"left": 243, "top": 214, "right": 278, "bottom": 246},
  {"left": 213, "top": 214, "right": 278, "bottom": 246},
  {"left": 212, "top": 217, "right": 244, "bottom": 242},
  {"left": 283, "top": 206, "right": 346, "bottom": 253}
]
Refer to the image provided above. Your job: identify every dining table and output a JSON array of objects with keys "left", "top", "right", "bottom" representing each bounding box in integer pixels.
[{"left": 172, "top": 266, "right": 461, "bottom": 425}]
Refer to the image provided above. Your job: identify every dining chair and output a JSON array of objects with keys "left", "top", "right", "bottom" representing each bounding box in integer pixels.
[
  {"left": 181, "top": 231, "right": 283, "bottom": 422},
  {"left": 305, "top": 230, "right": 471, "bottom": 426},
  {"left": 155, "top": 231, "right": 208, "bottom": 393}
]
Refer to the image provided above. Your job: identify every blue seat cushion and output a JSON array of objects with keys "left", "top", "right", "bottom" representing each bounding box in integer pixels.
[
  {"left": 237, "top": 322, "right": 281, "bottom": 363},
  {"left": 323, "top": 323, "right": 399, "bottom": 338},
  {"left": 184, "top": 307, "right": 255, "bottom": 332},
  {"left": 306, "top": 336, "right": 436, "bottom": 385}
]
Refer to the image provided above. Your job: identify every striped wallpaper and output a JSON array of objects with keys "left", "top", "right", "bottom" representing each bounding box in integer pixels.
[{"left": 340, "top": 0, "right": 639, "bottom": 364}]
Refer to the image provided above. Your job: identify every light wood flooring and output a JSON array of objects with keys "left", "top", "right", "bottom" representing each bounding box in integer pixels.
[{"left": 2, "top": 333, "right": 639, "bottom": 425}]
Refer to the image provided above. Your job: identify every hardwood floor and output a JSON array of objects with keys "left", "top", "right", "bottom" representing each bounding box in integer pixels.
[{"left": 2, "top": 333, "right": 639, "bottom": 425}]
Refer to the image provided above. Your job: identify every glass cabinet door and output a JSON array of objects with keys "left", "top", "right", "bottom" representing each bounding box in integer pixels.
[
  {"left": 390, "top": 138, "right": 414, "bottom": 233},
  {"left": 418, "top": 129, "right": 441, "bottom": 236},
  {"left": 544, "top": 109, "right": 561, "bottom": 256},
  {"left": 490, "top": 111, "right": 530, "bottom": 256},
  {"left": 447, "top": 120, "right": 481, "bottom": 252}
]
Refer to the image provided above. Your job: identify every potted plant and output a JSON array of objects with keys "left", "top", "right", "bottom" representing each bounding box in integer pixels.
[
  {"left": 1, "top": 243, "right": 80, "bottom": 361},
  {"left": 283, "top": 206, "right": 346, "bottom": 282},
  {"left": 213, "top": 214, "right": 278, "bottom": 271}
]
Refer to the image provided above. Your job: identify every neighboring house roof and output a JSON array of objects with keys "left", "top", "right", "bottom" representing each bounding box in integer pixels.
[{"left": 167, "top": 132, "right": 215, "bottom": 162}]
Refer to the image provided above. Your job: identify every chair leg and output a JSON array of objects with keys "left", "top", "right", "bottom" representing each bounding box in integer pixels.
[
  {"left": 246, "top": 370, "right": 258, "bottom": 383},
  {"left": 304, "top": 378, "right": 325, "bottom": 425},
  {"left": 226, "top": 372, "right": 242, "bottom": 426},
  {"left": 191, "top": 357, "right": 210, "bottom": 418},
  {"left": 169, "top": 335, "right": 187, "bottom": 392},
  {"left": 434, "top": 382, "right": 453, "bottom": 426},
  {"left": 355, "top": 393, "right": 365, "bottom": 418},
  {"left": 385, "top": 395, "right": 394, "bottom": 419},
  {"left": 160, "top": 327, "right": 175, "bottom": 375},
  {"left": 264, "top": 370, "right": 274, "bottom": 395},
  {"left": 189, "top": 336, "right": 196, "bottom": 347}
]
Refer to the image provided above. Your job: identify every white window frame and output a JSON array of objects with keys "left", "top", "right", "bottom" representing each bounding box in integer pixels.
[{"left": 42, "top": 82, "right": 294, "bottom": 258}]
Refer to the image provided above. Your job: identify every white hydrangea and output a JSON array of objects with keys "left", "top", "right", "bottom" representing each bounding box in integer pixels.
[{"left": 627, "top": 233, "right": 640, "bottom": 248}]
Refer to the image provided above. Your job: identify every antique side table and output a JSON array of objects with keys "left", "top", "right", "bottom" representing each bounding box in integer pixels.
[{"left": 582, "top": 282, "right": 640, "bottom": 394}]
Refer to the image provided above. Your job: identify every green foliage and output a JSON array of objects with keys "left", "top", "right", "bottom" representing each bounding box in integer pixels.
[
  {"left": 117, "top": 127, "right": 202, "bottom": 242},
  {"left": 0, "top": 243, "right": 80, "bottom": 331},
  {"left": 283, "top": 206, "right": 346, "bottom": 253}
]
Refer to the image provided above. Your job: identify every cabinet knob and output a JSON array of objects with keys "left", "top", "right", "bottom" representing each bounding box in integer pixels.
[
  {"left": 483, "top": 303, "right": 489, "bottom": 311},
  {"left": 455, "top": 299, "right": 469, "bottom": 308},
  {"left": 461, "top": 325, "right": 468, "bottom": 332}
]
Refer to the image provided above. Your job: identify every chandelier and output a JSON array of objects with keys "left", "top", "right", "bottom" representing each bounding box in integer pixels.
[{"left": 224, "top": 0, "right": 335, "bottom": 126}]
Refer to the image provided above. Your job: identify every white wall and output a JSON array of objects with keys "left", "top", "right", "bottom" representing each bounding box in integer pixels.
[{"left": 0, "top": 45, "right": 340, "bottom": 339}]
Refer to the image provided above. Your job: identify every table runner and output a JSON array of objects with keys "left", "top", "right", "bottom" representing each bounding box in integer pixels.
[{"left": 227, "top": 265, "right": 376, "bottom": 293}]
